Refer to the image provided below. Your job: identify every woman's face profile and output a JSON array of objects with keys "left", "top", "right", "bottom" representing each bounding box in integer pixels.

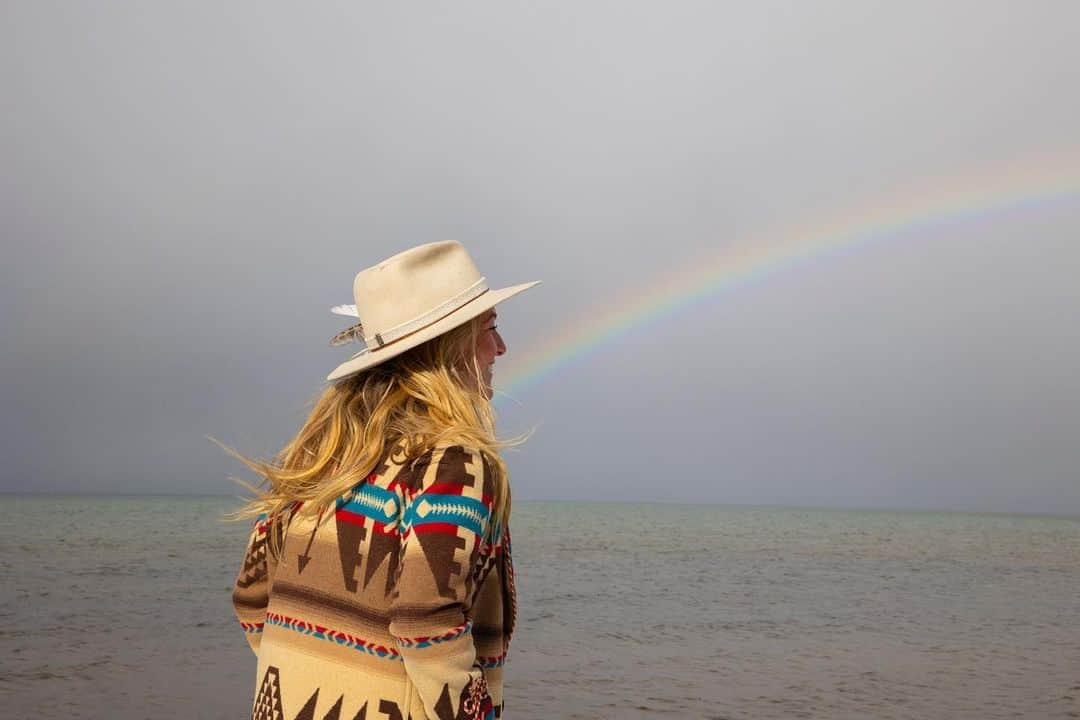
[{"left": 472, "top": 309, "right": 506, "bottom": 398}]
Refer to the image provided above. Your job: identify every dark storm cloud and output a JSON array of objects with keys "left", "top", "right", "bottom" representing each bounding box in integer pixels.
[{"left": 2, "top": 2, "right": 1078, "bottom": 513}]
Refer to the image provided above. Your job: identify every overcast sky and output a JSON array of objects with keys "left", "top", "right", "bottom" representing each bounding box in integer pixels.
[{"left": 3, "top": 2, "right": 1078, "bottom": 514}]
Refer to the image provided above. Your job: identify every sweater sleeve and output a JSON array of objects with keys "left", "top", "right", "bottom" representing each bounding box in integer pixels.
[
  {"left": 231, "top": 513, "right": 280, "bottom": 654},
  {"left": 389, "top": 446, "right": 496, "bottom": 720}
]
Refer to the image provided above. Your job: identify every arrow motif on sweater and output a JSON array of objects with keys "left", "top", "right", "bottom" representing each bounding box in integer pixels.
[{"left": 297, "top": 512, "right": 322, "bottom": 575}]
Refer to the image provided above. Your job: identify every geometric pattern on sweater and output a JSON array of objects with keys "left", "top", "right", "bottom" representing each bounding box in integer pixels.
[
  {"left": 333, "top": 456, "right": 391, "bottom": 594},
  {"left": 433, "top": 680, "right": 496, "bottom": 720},
  {"left": 294, "top": 689, "right": 348, "bottom": 720},
  {"left": 237, "top": 519, "right": 270, "bottom": 589},
  {"left": 403, "top": 446, "right": 485, "bottom": 602},
  {"left": 264, "top": 612, "right": 402, "bottom": 661},
  {"left": 362, "top": 504, "right": 401, "bottom": 597},
  {"left": 456, "top": 675, "right": 496, "bottom": 720},
  {"left": 251, "top": 666, "right": 284, "bottom": 720},
  {"left": 402, "top": 494, "right": 489, "bottom": 538},
  {"left": 391, "top": 619, "right": 472, "bottom": 649},
  {"left": 252, "top": 666, "right": 367, "bottom": 720},
  {"left": 334, "top": 499, "right": 366, "bottom": 594},
  {"left": 234, "top": 444, "right": 514, "bottom": 720},
  {"left": 414, "top": 528, "right": 466, "bottom": 601},
  {"left": 501, "top": 526, "right": 517, "bottom": 642},
  {"left": 474, "top": 652, "right": 507, "bottom": 669},
  {"left": 469, "top": 519, "right": 503, "bottom": 594},
  {"left": 336, "top": 481, "right": 400, "bottom": 525},
  {"left": 334, "top": 471, "right": 402, "bottom": 594}
]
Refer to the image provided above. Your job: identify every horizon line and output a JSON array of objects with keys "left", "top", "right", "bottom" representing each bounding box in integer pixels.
[{"left": 3, "top": 490, "right": 1077, "bottom": 519}]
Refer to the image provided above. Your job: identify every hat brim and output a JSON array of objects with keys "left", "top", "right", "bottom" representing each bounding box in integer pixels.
[{"left": 326, "top": 280, "right": 540, "bottom": 382}]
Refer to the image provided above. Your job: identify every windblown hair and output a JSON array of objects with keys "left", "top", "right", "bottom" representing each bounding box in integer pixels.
[{"left": 216, "top": 316, "right": 514, "bottom": 554}]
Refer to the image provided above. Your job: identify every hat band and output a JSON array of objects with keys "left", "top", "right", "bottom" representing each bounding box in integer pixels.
[{"left": 362, "top": 278, "right": 489, "bottom": 352}]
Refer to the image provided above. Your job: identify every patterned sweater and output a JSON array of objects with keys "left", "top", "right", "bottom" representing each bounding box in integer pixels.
[{"left": 232, "top": 445, "right": 517, "bottom": 720}]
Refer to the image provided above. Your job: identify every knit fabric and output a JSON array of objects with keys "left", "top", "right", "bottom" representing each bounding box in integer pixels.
[{"left": 232, "top": 445, "right": 516, "bottom": 720}]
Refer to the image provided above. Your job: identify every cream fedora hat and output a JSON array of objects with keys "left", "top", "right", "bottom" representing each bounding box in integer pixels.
[{"left": 326, "top": 241, "right": 539, "bottom": 382}]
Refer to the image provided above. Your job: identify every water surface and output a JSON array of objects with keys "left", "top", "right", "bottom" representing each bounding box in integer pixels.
[{"left": 2, "top": 496, "right": 1078, "bottom": 718}]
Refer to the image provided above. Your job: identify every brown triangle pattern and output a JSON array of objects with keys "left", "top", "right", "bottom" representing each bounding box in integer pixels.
[
  {"left": 416, "top": 531, "right": 466, "bottom": 600},
  {"left": 251, "top": 666, "right": 284, "bottom": 720},
  {"left": 237, "top": 528, "right": 269, "bottom": 589},
  {"left": 336, "top": 459, "right": 390, "bottom": 593},
  {"left": 293, "top": 690, "right": 319, "bottom": 720},
  {"left": 412, "top": 447, "right": 474, "bottom": 599},
  {"left": 320, "top": 696, "right": 343, "bottom": 720},
  {"left": 336, "top": 509, "right": 367, "bottom": 593},
  {"left": 388, "top": 449, "right": 432, "bottom": 604},
  {"left": 433, "top": 683, "right": 455, "bottom": 720},
  {"left": 363, "top": 511, "right": 401, "bottom": 596},
  {"left": 291, "top": 689, "right": 347, "bottom": 720}
]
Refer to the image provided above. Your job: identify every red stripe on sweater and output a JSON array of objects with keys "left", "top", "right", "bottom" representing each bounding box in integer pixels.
[
  {"left": 412, "top": 522, "right": 463, "bottom": 536},
  {"left": 422, "top": 482, "right": 467, "bottom": 497},
  {"left": 335, "top": 509, "right": 367, "bottom": 527}
]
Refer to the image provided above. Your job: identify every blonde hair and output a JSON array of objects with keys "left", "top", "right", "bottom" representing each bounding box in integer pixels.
[{"left": 215, "top": 316, "right": 514, "bottom": 552}]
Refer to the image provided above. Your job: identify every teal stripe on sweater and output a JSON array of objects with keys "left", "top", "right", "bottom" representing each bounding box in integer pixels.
[{"left": 402, "top": 494, "right": 488, "bottom": 536}]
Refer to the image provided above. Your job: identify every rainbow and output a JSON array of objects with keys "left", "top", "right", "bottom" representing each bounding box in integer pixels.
[{"left": 495, "top": 152, "right": 1080, "bottom": 400}]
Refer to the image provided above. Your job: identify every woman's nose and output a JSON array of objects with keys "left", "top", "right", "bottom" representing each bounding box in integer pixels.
[{"left": 494, "top": 331, "right": 507, "bottom": 356}]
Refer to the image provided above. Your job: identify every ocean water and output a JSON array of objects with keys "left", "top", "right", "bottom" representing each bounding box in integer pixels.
[{"left": 2, "top": 496, "right": 1078, "bottom": 719}]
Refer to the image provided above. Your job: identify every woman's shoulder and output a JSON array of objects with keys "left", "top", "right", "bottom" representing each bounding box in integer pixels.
[
  {"left": 379, "top": 442, "right": 493, "bottom": 492},
  {"left": 382, "top": 441, "right": 492, "bottom": 468}
]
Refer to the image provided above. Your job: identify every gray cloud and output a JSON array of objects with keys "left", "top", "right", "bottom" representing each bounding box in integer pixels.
[{"left": 3, "top": 1, "right": 1078, "bottom": 513}]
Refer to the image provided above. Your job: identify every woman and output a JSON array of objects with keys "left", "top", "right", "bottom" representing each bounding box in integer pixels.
[{"left": 226, "top": 241, "right": 538, "bottom": 720}]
